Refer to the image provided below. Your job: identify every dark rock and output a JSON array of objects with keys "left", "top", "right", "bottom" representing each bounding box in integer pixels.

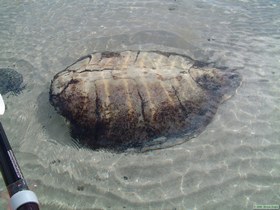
[
  {"left": 0, "top": 68, "right": 24, "bottom": 95},
  {"left": 77, "top": 185, "right": 84, "bottom": 191}
]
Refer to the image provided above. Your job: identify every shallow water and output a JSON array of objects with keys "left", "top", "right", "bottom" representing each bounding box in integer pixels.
[{"left": 0, "top": 0, "right": 279, "bottom": 209}]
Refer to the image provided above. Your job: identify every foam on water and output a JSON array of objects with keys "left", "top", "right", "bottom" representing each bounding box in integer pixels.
[{"left": 0, "top": 0, "right": 279, "bottom": 209}]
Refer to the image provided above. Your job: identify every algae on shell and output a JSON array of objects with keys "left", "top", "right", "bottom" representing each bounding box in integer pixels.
[{"left": 50, "top": 51, "right": 241, "bottom": 151}]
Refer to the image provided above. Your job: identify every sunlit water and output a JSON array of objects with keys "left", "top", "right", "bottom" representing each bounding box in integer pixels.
[{"left": 0, "top": 0, "right": 279, "bottom": 209}]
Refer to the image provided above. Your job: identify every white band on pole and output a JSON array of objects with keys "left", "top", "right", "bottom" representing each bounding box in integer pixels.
[
  {"left": 10, "top": 190, "right": 39, "bottom": 210},
  {"left": 0, "top": 94, "right": 5, "bottom": 115}
]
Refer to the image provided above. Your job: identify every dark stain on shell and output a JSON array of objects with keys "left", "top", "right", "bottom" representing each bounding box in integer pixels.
[
  {"left": 49, "top": 51, "right": 241, "bottom": 151},
  {"left": 0, "top": 68, "right": 25, "bottom": 95}
]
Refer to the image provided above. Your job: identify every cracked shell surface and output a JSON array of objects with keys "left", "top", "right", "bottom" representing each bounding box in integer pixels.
[{"left": 49, "top": 51, "right": 241, "bottom": 151}]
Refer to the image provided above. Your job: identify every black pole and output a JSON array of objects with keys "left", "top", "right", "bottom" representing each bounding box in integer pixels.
[{"left": 0, "top": 122, "right": 39, "bottom": 210}]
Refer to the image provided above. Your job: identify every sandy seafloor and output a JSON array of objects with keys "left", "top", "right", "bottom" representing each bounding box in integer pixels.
[{"left": 0, "top": 0, "right": 279, "bottom": 209}]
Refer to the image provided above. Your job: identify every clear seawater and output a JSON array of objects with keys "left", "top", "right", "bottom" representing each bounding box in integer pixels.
[{"left": 0, "top": 0, "right": 279, "bottom": 209}]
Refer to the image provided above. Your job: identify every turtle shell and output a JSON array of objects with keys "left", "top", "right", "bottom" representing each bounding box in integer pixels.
[{"left": 50, "top": 51, "right": 241, "bottom": 151}]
